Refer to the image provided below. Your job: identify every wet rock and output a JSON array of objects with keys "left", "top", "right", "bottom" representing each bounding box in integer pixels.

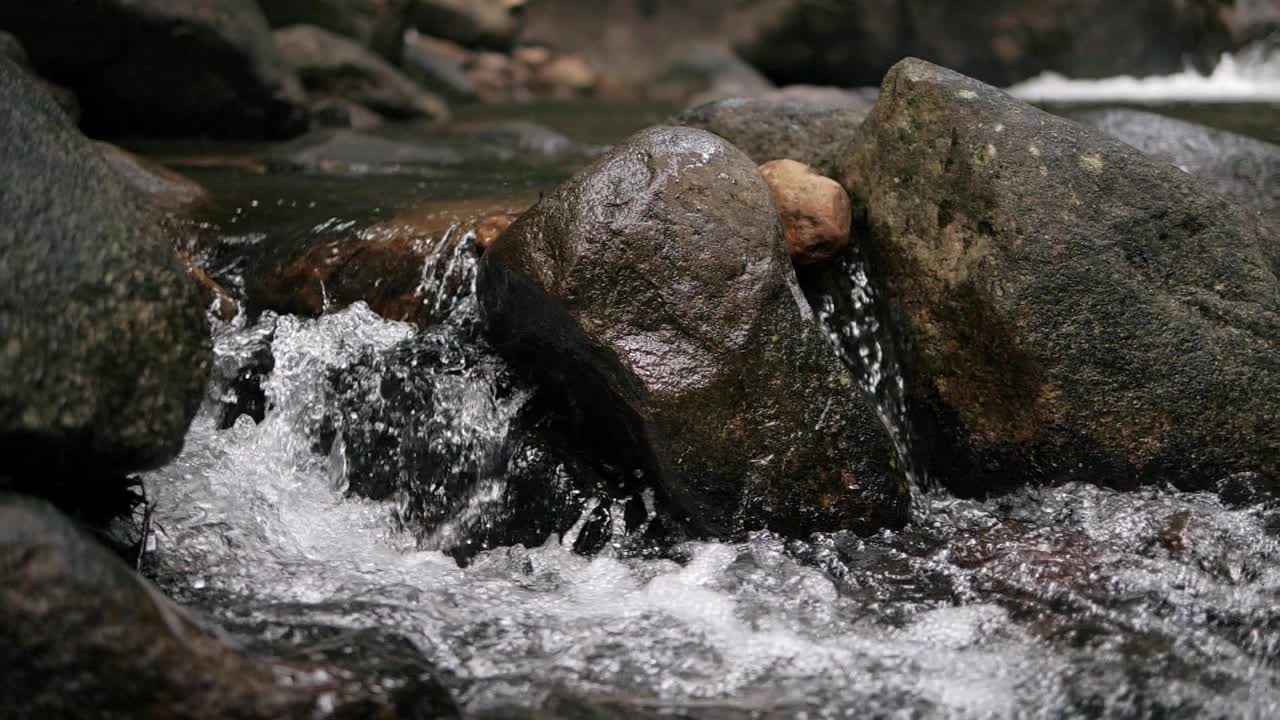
[
  {"left": 308, "top": 96, "right": 386, "bottom": 130},
  {"left": 408, "top": 0, "right": 526, "bottom": 52},
  {"left": 672, "top": 91, "right": 870, "bottom": 176},
  {"left": 178, "top": 251, "right": 240, "bottom": 323},
  {"left": 96, "top": 142, "right": 211, "bottom": 214},
  {"left": 1072, "top": 109, "right": 1280, "bottom": 215},
  {"left": 401, "top": 31, "right": 481, "bottom": 101},
  {"left": 0, "top": 494, "right": 457, "bottom": 718},
  {"left": 0, "top": 56, "right": 210, "bottom": 482},
  {"left": 0, "top": 0, "right": 308, "bottom": 138},
  {"left": 0, "top": 30, "right": 29, "bottom": 68},
  {"left": 478, "top": 125, "right": 910, "bottom": 538},
  {"left": 737, "top": 0, "right": 1233, "bottom": 88},
  {"left": 474, "top": 212, "right": 520, "bottom": 252},
  {"left": 275, "top": 25, "right": 448, "bottom": 122},
  {"left": 842, "top": 58, "right": 1280, "bottom": 495},
  {"left": 760, "top": 159, "right": 852, "bottom": 266},
  {"left": 258, "top": 0, "right": 411, "bottom": 60}
]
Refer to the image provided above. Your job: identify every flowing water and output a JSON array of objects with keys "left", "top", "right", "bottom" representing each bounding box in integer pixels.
[{"left": 138, "top": 73, "right": 1280, "bottom": 717}]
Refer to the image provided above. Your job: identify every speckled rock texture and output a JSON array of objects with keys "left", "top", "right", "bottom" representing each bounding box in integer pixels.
[
  {"left": 0, "top": 0, "right": 308, "bottom": 138},
  {"left": 673, "top": 90, "right": 870, "bottom": 175},
  {"left": 842, "top": 58, "right": 1279, "bottom": 495},
  {"left": 0, "top": 56, "right": 211, "bottom": 483},
  {"left": 478, "top": 126, "right": 909, "bottom": 538}
]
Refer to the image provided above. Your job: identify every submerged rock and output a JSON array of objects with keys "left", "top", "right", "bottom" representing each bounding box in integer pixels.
[
  {"left": 0, "top": 0, "right": 308, "bottom": 138},
  {"left": 258, "top": 0, "right": 411, "bottom": 60},
  {"left": 672, "top": 91, "right": 869, "bottom": 176},
  {"left": 0, "top": 57, "right": 210, "bottom": 483},
  {"left": 274, "top": 24, "right": 449, "bottom": 122},
  {"left": 0, "top": 494, "right": 459, "bottom": 718},
  {"left": 760, "top": 159, "right": 852, "bottom": 266},
  {"left": 842, "top": 58, "right": 1279, "bottom": 495},
  {"left": 478, "top": 125, "right": 910, "bottom": 538},
  {"left": 1072, "top": 109, "right": 1280, "bottom": 216}
]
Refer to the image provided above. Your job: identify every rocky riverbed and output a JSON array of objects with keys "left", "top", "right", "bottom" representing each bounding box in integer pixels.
[{"left": 2, "top": 2, "right": 1280, "bottom": 718}]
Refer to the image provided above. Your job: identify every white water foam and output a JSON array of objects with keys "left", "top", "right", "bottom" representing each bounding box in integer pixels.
[{"left": 1010, "top": 47, "right": 1280, "bottom": 104}]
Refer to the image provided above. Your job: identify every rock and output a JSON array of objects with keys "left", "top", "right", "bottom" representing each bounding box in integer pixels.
[
  {"left": 178, "top": 251, "right": 240, "bottom": 323},
  {"left": 842, "top": 58, "right": 1280, "bottom": 495},
  {"left": 478, "top": 126, "right": 910, "bottom": 538},
  {"left": 308, "top": 97, "right": 387, "bottom": 129},
  {"left": 529, "top": 54, "right": 597, "bottom": 98},
  {"left": 96, "top": 142, "right": 211, "bottom": 213},
  {"left": 653, "top": 45, "right": 775, "bottom": 105},
  {"left": 0, "top": 56, "right": 210, "bottom": 483},
  {"left": 257, "top": 0, "right": 411, "bottom": 60},
  {"left": 0, "top": 30, "right": 29, "bottom": 69},
  {"left": 672, "top": 91, "right": 870, "bottom": 176},
  {"left": 474, "top": 212, "right": 520, "bottom": 252},
  {"left": 1072, "top": 109, "right": 1280, "bottom": 215},
  {"left": 268, "top": 128, "right": 465, "bottom": 174},
  {"left": 274, "top": 25, "right": 448, "bottom": 122},
  {"left": 408, "top": 0, "right": 526, "bottom": 51},
  {"left": 0, "top": 0, "right": 308, "bottom": 138},
  {"left": 401, "top": 31, "right": 480, "bottom": 101},
  {"left": 759, "top": 160, "right": 852, "bottom": 266},
  {"left": 0, "top": 494, "right": 460, "bottom": 718},
  {"left": 737, "top": 0, "right": 1233, "bottom": 88}
]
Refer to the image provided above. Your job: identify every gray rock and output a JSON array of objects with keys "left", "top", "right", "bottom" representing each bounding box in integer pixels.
[
  {"left": 400, "top": 31, "right": 480, "bottom": 101},
  {"left": 842, "top": 58, "right": 1279, "bottom": 495},
  {"left": 673, "top": 90, "right": 870, "bottom": 176},
  {"left": 653, "top": 44, "right": 775, "bottom": 105},
  {"left": 0, "top": 56, "right": 210, "bottom": 482},
  {"left": 1073, "top": 108, "right": 1280, "bottom": 215},
  {"left": 95, "top": 142, "right": 211, "bottom": 213},
  {"left": 258, "top": 0, "right": 411, "bottom": 60},
  {"left": 275, "top": 24, "right": 449, "bottom": 122},
  {"left": 478, "top": 125, "right": 910, "bottom": 538},
  {"left": 0, "top": 493, "right": 461, "bottom": 718},
  {"left": 0, "top": 30, "right": 29, "bottom": 69},
  {"left": 0, "top": 0, "right": 308, "bottom": 138}
]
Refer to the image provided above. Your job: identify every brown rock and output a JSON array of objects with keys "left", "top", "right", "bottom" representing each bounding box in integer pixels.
[
  {"left": 473, "top": 212, "right": 519, "bottom": 252},
  {"left": 759, "top": 159, "right": 851, "bottom": 266},
  {"left": 531, "top": 54, "right": 597, "bottom": 97},
  {"left": 177, "top": 251, "right": 238, "bottom": 322}
]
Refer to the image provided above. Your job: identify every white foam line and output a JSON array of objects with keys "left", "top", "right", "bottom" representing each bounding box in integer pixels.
[{"left": 1009, "top": 52, "right": 1280, "bottom": 104}]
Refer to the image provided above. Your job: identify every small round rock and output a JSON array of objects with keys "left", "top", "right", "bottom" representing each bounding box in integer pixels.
[{"left": 759, "top": 158, "right": 852, "bottom": 265}]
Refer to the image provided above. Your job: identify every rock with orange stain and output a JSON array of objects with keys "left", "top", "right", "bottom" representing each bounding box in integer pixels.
[{"left": 759, "top": 159, "right": 851, "bottom": 266}]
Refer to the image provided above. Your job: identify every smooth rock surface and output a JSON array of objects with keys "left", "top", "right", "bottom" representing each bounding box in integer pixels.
[
  {"left": 258, "top": 0, "right": 411, "bottom": 59},
  {"left": 408, "top": 0, "right": 526, "bottom": 51},
  {"left": 842, "top": 58, "right": 1279, "bottom": 495},
  {"left": 478, "top": 125, "right": 910, "bottom": 538},
  {"left": 0, "top": 0, "right": 308, "bottom": 138},
  {"left": 275, "top": 24, "right": 449, "bottom": 121},
  {"left": 760, "top": 159, "right": 852, "bottom": 265},
  {"left": 0, "top": 56, "right": 210, "bottom": 482}
]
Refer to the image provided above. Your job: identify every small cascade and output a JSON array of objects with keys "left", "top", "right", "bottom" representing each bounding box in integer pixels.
[{"left": 812, "top": 248, "right": 930, "bottom": 494}]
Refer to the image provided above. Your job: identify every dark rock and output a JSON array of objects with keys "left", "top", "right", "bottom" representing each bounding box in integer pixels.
[
  {"left": 0, "top": 30, "right": 30, "bottom": 69},
  {"left": 258, "top": 0, "right": 411, "bottom": 60},
  {"left": 96, "top": 142, "right": 212, "bottom": 213},
  {"left": 737, "top": 0, "right": 1234, "bottom": 88},
  {"left": 0, "top": 57, "right": 210, "bottom": 483},
  {"left": 478, "top": 125, "right": 910, "bottom": 538},
  {"left": 672, "top": 91, "right": 870, "bottom": 176},
  {"left": 1072, "top": 108, "right": 1280, "bottom": 214},
  {"left": 408, "top": 0, "right": 526, "bottom": 52},
  {"left": 0, "top": 0, "right": 308, "bottom": 138},
  {"left": 652, "top": 44, "right": 775, "bottom": 105},
  {"left": 842, "top": 58, "right": 1279, "bottom": 495},
  {"left": 400, "top": 31, "right": 480, "bottom": 102},
  {"left": 308, "top": 97, "right": 387, "bottom": 129},
  {"left": 274, "top": 24, "right": 448, "bottom": 122},
  {"left": 0, "top": 494, "right": 458, "bottom": 718}
]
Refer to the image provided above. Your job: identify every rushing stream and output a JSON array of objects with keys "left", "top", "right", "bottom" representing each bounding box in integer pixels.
[{"left": 137, "top": 69, "right": 1280, "bottom": 717}]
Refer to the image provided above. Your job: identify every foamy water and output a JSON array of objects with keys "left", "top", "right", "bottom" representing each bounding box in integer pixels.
[{"left": 1010, "top": 47, "right": 1280, "bottom": 103}]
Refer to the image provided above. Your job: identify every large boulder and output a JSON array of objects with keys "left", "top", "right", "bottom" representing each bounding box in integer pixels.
[
  {"left": 672, "top": 90, "right": 872, "bottom": 176},
  {"left": 0, "top": 0, "right": 308, "bottom": 138},
  {"left": 842, "top": 58, "right": 1279, "bottom": 495},
  {"left": 274, "top": 25, "right": 449, "bottom": 122},
  {"left": 258, "top": 0, "right": 411, "bottom": 60},
  {"left": 1072, "top": 109, "right": 1280, "bottom": 217},
  {"left": 0, "top": 56, "right": 210, "bottom": 485},
  {"left": 737, "top": 0, "right": 1233, "bottom": 88},
  {"left": 478, "top": 125, "right": 910, "bottom": 538},
  {"left": 0, "top": 494, "right": 460, "bottom": 718}
]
